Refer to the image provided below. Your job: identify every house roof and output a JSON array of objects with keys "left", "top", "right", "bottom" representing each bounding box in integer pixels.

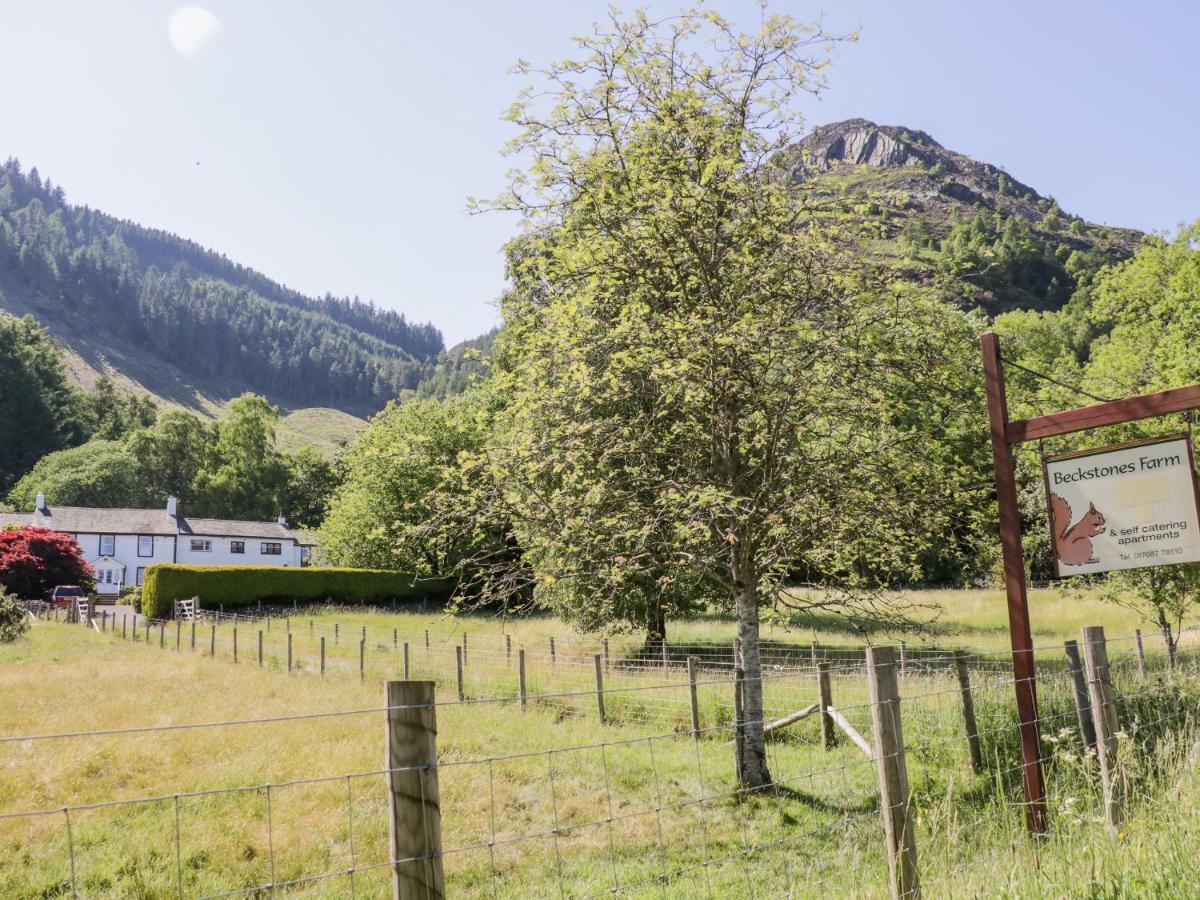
[{"left": 2, "top": 506, "right": 297, "bottom": 541}]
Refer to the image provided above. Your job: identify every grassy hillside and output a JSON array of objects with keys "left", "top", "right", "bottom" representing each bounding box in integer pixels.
[{"left": 276, "top": 407, "right": 367, "bottom": 458}]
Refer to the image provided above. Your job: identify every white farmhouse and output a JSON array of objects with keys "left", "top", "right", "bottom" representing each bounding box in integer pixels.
[{"left": 3, "top": 494, "right": 314, "bottom": 599}]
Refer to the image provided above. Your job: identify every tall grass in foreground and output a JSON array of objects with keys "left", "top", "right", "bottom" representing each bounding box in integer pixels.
[{"left": 4, "top": 594, "right": 1200, "bottom": 897}]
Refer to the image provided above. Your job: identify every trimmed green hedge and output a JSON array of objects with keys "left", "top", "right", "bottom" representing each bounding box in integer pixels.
[{"left": 141, "top": 565, "right": 452, "bottom": 618}]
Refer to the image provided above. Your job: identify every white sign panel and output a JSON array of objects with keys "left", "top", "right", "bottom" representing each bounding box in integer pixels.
[{"left": 1044, "top": 434, "right": 1200, "bottom": 577}]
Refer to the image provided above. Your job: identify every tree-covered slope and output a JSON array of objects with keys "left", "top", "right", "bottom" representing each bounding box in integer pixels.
[{"left": 0, "top": 159, "right": 444, "bottom": 415}]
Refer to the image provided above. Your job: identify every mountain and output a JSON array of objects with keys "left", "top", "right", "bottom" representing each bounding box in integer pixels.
[
  {"left": 0, "top": 159, "right": 444, "bottom": 417},
  {"left": 781, "top": 119, "right": 1144, "bottom": 314}
]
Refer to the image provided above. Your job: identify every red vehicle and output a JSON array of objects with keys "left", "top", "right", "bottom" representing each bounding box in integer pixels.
[{"left": 51, "top": 585, "right": 86, "bottom": 608}]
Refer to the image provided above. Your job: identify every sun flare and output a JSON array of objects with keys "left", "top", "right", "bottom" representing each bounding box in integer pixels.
[{"left": 167, "top": 6, "right": 222, "bottom": 60}]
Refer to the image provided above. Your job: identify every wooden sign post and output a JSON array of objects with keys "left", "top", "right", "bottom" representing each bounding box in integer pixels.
[{"left": 981, "top": 331, "right": 1200, "bottom": 835}]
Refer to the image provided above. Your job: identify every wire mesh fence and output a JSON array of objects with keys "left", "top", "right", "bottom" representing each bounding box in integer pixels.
[{"left": 5, "top": 611, "right": 1200, "bottom": 897}]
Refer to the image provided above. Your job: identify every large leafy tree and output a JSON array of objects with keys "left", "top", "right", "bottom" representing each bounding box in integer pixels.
[
  {"left": 192, "top": 395, "right": 290, "bottom": 520},
  {"left": 8, "top": 440, "right": 150, "bottom": 509},
  {"left": 0, "top": 315, "right": 87, "bottom": 492},
  {"left": 322, "top": 391, "right": 491, "bottom": 574},
  {"left": 447, "top": 7, "right": 986, "bottom": 788},
  {"left": 280, "top": 447, "right": 341, "bottom": 529},
  {"left": 124, "top": 409, "right": 218, "bottom": 507}
]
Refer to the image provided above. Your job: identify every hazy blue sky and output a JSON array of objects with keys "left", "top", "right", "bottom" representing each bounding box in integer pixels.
[{"left": 6, "top": 1, "right": 1197, "bottom": 344}]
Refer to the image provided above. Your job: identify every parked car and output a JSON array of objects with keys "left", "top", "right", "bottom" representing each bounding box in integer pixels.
[{"left": 51, "top": 585, "right": 86, "bottom": 609}]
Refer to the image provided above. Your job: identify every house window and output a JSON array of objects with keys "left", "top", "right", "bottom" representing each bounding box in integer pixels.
[
  {"left": 138, "top": 535, "right": 154, "bottom": 557},
  {"left": 190, "top": 539, "right": 212, "bottom": 552},
  {"left": 103, "top": 570, "right": 114, "bottom": 584},
  {"left": 136, "top": 567, "right": 145, "bottom": 586},
  {"left": 230, "top": 541, "right": 245, "bottom": 554},
  {"left": 261, "top": 542, "right": 282, "bottom": 556},
  {"left": 100, "top": 534, "right": 115, "bottom": 556}
]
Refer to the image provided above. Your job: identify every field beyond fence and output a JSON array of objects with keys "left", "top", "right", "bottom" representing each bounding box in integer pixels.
[{"left": 4, "top": 596, "right": 1200, "bottom": 897}]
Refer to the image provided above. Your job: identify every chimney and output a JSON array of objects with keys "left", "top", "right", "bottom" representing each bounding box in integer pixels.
[
  {"left": 167, "top": 496, "right": 178, "bottom": 517},
  {"left": 277, "top": 515, "right": 288, "bottom": 528},
  {"left": 35, "top": 492, "right": 46, "bottom": 512}
]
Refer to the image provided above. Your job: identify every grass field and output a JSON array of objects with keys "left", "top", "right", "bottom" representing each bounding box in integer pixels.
[{"left": 3, "top": 589, "right": 1200, "bottom": 897}]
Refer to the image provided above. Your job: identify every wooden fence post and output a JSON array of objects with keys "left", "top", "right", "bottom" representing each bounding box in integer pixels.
[
  {"left": 952, "top": 651, "right": 982, "bottom": 774},
  {"left": 594, "top": 654, "right": 606, "bottom": 724},
  {"left": 687, "top": 656, "right": 700, "bottom": 739},
  {"left": 1064, "top": 640, "right": 1097, "bottom": 751},
  {"left": 404, "top": 642, "right": 410, "bottom": 680},
  {"left": 145, "top": 618, "right": 151, "bottom": 643},
  {"left": 867, "top": 646, "right": 919, "bottom": 900},
  {"left": 335, "top": 623, "right": 339, "bottom": 646},
  {"left": 1082, "top": 626, "right": 1122, "bottom": 833},
  {"left": 233, "top": 626, "right": 238, "bottom": 663},
  {"left": 394, "top": 628, "right": 398, "bottom": 650},
  {"left": 210, "top": 623, "right": 216, "bottom": 657},
  {"left": 190, "top": 620, "right": 196, "bottom": 652},
  {"left": 101, "top": 611, "right": 107, "bottom": 632},
  {"left": 122, "top": 614, "right": 127, "bottom": 640},
  {"left": 549, "top": 636, "right": 556, "bottom": 666},
  {"left": 385, "top": 681, "right": 445, "bottom": 899},
  {"left": 817, "top": 661, "right": 836, "bottom": 750},
  {"left": 425, "top": 630, "right": 430, "bottom": 654},
  {"left": 361, "top": 639, "right": 366, "bottom": 681},
  {"left": 287, "top": 633, "right": 293, "bottom": 673},
  {"left": 321, "top": 636, "right": 326, "bottom": 676},
  {"left": 455, "top": 646, "right": 464, "bottom": 702},
  {"left": 159, "top": 622, "right": 165, "bottom": 649},
  {"left": 259, "top": 630, "right": 264, "bottom": 667},
  {"left": 603, "top": 638, "right": 610, "bottom": 671},
  {"left": 462, "top": 632, "right": 467, "bottom": 666},
  {"left": 519, "top": 649, "right": 527, "bottom": 709},
  {"left": 506, "top": 634, "right": 512, "bottom": 665},
  {"left": 175, "top": 620, "right": 181, "bottom": 651},
  {"left": 899, "top": 642, "right": 908, "bottom": 677},
  {"left": 1134, "top": 629, "right": 1146, "bottom": 678}
]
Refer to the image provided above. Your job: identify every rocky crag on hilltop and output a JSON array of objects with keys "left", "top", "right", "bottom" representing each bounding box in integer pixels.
[{"left": 778, "top": 119, "right": 1143, "bottom": 314}]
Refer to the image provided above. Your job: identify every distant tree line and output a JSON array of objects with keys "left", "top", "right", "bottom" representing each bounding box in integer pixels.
[
  {"left": 1, "top": 315, "right": 338, "bottom": 525},
  {"left": 0, "top": 159, "right": 444, "bottom": 411}
]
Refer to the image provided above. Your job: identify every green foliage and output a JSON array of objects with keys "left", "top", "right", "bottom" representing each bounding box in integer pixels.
[
  {"left": 191, "top": 395, "right": 290, "bottom": 520},
  {"left": 321, "top": 390, "right": 492, "bottom": 574},
  {"left": 1098, "top": 564, "right": 1200, "bottom": 661},
  {"left": 140, "top": 564, "right": 450, "bottom": 618},
  {"left": 0, "top": 588, "right": 29, "bottom": 643},
  {"left": 124, "top": 409, "right": 217, "bottom": 507},
  {"left": 0, "top": 314, "right": 86, "bottom": 493},
  {"left": 7, "top": 440, "right": 149, "bottom": 508},
  {"left": 0, "top": 159, "right": 443, "bottom": 412},
  {"left": 279, "top": 447, "right": 340, "bottom": 529},
  {"left": 937, "top": 210, "right": 1073, "bottom": 309},
  {"left": 81, "top": 377, "right": 157, "bottom": 440},
  {"left": 412, "top": 329, "right": 497, "bottom": 401}
]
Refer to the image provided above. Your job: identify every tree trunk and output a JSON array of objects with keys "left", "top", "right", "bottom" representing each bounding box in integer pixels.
[
  {"left": 734, "top": 573, "right": 771, "bottom": 789},
  {"left": 645, "top": 594, "right": 667, "bottom": 648},
  {"left": 1158, "top": 610, "right": 1177, "bottom": 669}
]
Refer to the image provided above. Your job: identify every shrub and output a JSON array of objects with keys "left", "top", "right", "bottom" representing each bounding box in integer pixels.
[
  {"left": 140, "top": 565, "right": 453, "bottom": 618},
  {"left": 0, "top": 588, "right": 29, "bottom": 643},
  {"left": 0, "top": 526, "right": 94, "bottom": 599}
]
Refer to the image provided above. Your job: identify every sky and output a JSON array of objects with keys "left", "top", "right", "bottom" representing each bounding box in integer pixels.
[{"left": 5, "top": 1, "right": 1198, "bottom": 345}]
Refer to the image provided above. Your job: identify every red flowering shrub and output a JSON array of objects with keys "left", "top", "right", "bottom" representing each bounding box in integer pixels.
[{"left": 0, "top": 526, "right": 94, "bottom": 600}]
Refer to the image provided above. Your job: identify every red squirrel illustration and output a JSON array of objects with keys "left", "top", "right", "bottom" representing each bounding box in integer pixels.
[{"left": 1050, "top": 493, "right": 1106, "bottom": 567}]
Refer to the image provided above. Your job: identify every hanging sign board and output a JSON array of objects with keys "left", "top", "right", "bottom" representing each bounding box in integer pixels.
[{"left": 1044, "top": 433, "right": 1200, "bottom": 577}]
